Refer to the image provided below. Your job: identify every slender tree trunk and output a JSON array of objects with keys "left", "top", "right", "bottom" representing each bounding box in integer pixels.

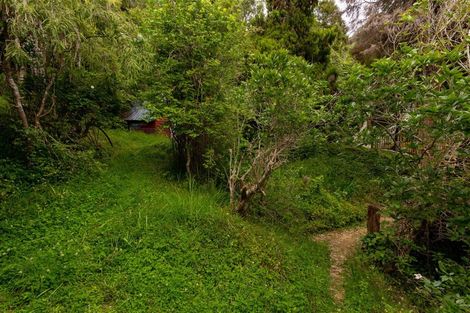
[
  {"left": 1, "top": 19, "right": 29, "bottom": 129},
  {"left": 3, "top": 61, "right": 29, "bottom": 129},
  {"left": 228, "top": 148, "right": 239, "bottom": 210},
  {"left": 3, "top": 59, "right": 33, "bottom": 161},
  {"left": 392, "top": 124, "right": 401, "bottom": 151},
  {"left": 35, "top": 75, "right": 55, "bottom": 128},
  {"left": 185, "top": 141, "right": 192, "bottom": 178}
]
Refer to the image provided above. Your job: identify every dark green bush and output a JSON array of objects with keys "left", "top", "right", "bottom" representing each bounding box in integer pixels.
[
  {"left": 335, "top": 27, "right": 470, "bottom": 309},
  {"left": 0, "top": 127, "right": 100, "bottom": 201},
  {"left": 252, "top": 145, "right": 387, "bottom": 234},
  {"left": 363, "top": 230, "right": 470, "bottom": 312}
]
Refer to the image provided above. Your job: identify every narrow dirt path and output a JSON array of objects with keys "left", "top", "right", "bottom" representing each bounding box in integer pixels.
[{"left": 313, "top": 226, "right": 367, "bottom": 303}]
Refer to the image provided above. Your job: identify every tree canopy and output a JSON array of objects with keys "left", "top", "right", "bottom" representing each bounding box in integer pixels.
[{"left": 0, "top": 1, "right": 468, "bottom": 310}]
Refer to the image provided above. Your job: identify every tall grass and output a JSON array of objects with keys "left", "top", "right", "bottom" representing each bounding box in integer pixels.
[
  {"left": 0, "top": 131, "right": 415, "bottom": 312},
  {"left": 0, "top": 130, "right": 334, "bottom": 312}
]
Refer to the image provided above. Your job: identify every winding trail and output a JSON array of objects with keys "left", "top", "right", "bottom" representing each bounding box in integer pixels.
[{"left": 313, "top": 226, "right": 367, "bottom": 303}]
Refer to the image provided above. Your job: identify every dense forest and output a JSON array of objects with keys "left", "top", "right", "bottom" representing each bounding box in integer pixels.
[{"left": 1, "top": 0, "right": 468, "bottom": 312}]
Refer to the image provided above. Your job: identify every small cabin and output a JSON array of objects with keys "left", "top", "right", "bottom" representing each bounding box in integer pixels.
[{"left": 124, "top": 104, "right": 167, "bottom": 134}]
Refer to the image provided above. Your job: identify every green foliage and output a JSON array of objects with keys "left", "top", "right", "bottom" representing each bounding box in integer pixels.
[
  {"left": 50, "top": 72, "right": 128, "bottom": 139},
  {"left": 336, "top": 47, "right": 469, "bottom": 145},
  {"left": 0, "top": 0, "right": 140, "bottom": 154},
  {"left": 340, "top": 255, "right": 415, "bottom": 313},
  {"left": 363, "top": 231, "right": 470, "bottom": 312},
  {"left": 335, "top": 11, "right": 470, "bottom": 309},
  {"left": 0, "top": 0, "right": 141, "bottom": 193},
  {"left": 0, "top": 95, "right": 8, "bottom": 111},
  {"left": 261, "top": 166, "right": 363, "bottom": 234},
  {"left": 257, "top": 145, "right": 388, "bottom": 234},
  {"left": 226, "top": 50, "right": 329, "bottom": 213},
  {"left": 0, "top": 128, "right": 101, "bottom": 201},
  {"left": 234, "top": 50, "right": 324, "bottom": 145},
  {"left": 418, "top": 259, "right": 470, "bottom": 313},
  {"left": 1, "top": 0, "right": 466, "bottom": 311},
  {"left": 139, "top": 0, "right": 245, "bottom": 176},
  {"left": 332, "top": 7, "right": 469, "bottom": 305},
  {"left": 256, "top": 0, "right": 342, "bottom": 64},
  {"left": 0, "top": 131, "right": 335, "bottom": 312}
]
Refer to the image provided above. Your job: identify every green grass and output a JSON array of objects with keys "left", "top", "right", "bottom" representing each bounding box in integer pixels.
[
  {"left": 256, "top": 145, "right": 389, "bottom": 234},
  {"left": 0, "top": 131, "right": 415, "bottom": 312},
  {"left": 339, "top": 255, "right": 415, "bottom": 313},
  {"left": 0, "top": 131, "right": 334, "bottom": 312}
]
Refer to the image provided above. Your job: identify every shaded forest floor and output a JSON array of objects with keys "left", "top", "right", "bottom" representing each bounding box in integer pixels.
[{"left": 1, "top": 131, "right": 413, "bottom": 312}]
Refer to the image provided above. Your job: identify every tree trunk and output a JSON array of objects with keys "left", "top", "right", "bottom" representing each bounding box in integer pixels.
[
  {"left": 392, "top": 125, "right": 401, "bottom": 151},
  {"left": 185, "top": 142, "right": 192, "bottom": 178},
  {"left": 3, "top": 61, "right": 29, "bottom": 129},
  {"left": 236, "top": 187, "right": 252, "bottom": 216},
  {"left": 35, "top": 75, "right": 55, "bottom": 128},
  {"left": 236, "top": 199, "right": 249, "bottom": 216},
  {"left": 367, "top": 204, "right": 381, "bottom": 233}
]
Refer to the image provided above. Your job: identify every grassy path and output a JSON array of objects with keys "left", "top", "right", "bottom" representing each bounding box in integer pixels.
[
  {"left": 0, "top": 131, "right": 334, "bottom": 312},
  {"left": 0, "top": 131, "right": 415, "bottom": 312},
  {"left": 313, "top": 226, "right": 367, "bottom": 302}
]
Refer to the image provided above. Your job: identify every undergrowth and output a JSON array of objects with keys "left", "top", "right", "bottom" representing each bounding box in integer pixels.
[
  {"left": 0, "top": 130, "right": 334, "bottom": 312},
  {"left": 254, "top": 145, "right": 389, "bottom": 234},
  {"left": 0, "top": 126, "right": 104, "bottom": 202},
  {"left": 339, "top": 254, "right": 415, "bottom": 313},
  {"left": 0, "top": 131, "right": 418, "bottom": 312}
]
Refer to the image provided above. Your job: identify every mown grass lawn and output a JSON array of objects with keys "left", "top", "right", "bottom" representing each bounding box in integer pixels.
[{"left": 0, "top": 131, "right": 334, "bottom": 312}]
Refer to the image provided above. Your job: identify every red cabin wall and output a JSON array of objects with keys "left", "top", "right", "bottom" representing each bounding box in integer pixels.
[{"left": 129, "top": 118, "right": 169, "bottom": 136}]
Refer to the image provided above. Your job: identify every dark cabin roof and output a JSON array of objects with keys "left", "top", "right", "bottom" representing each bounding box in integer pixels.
[{"left": 124, "top": 105, "right": 151, "bottom": 122}]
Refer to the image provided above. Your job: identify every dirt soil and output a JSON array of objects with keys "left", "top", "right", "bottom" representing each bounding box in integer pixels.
[{"left": 313, "top": 226, "right": 367, "bottom": 302}]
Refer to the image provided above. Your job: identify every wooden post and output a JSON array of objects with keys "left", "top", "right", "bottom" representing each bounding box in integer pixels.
[{"left": 367, "top": 204, "right": 381, "bottom": 233}]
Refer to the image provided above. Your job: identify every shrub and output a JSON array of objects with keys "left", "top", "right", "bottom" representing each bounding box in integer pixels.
[
  {"left": 0, "top": 128, "right": 101, "bottom": 201},
  {"left": 252, "top": 145, "right": 387, "bottom": 234}
]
